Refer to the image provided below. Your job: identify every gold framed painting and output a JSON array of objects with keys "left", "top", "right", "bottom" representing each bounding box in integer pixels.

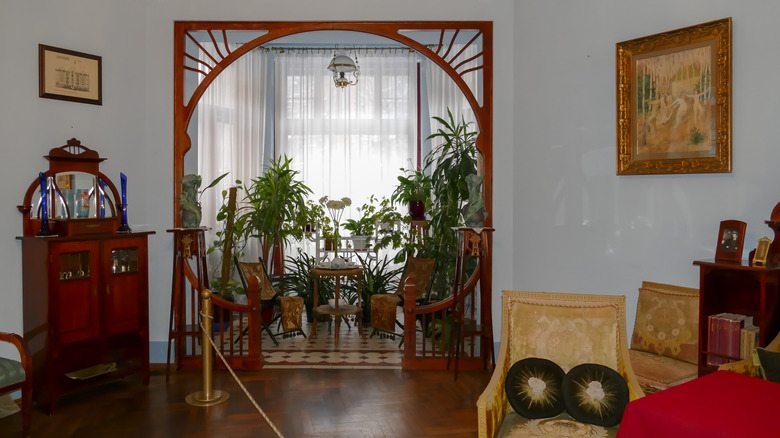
[{"left": 616, "top": 18, "right": 731, "bottom": 175}]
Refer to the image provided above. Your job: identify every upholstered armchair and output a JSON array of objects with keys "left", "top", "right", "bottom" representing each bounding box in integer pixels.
[
  {"left": 476, "top": 291, "right": 643, "bottom": 438},
  {"left": 628, "top": 281, "right": 699, "bottom": 393},
  {"left": 0, "top": 332, "right": 32, "bottom": 437}
]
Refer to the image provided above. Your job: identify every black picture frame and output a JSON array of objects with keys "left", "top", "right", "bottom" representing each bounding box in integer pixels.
[{"left": 39, "top": 44, "right": 102, "bottom": 105}]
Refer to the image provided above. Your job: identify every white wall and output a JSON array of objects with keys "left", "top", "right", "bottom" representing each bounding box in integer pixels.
[
  {"left": 0, "top": 0, "right": 516, "bottom": 359},
  {"left": 514, "top": 1, "right": 780, "bottom": 331}
]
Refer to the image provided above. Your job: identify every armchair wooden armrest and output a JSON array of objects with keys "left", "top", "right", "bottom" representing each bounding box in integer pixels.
[
  {"left": 476, "top": 348, "right": 510, "bottom": 438},
  {"left": 0, "top": 331, "right": 32, "bottom": 437}
]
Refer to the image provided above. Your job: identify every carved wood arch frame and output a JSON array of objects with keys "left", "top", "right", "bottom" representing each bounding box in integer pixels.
[{"left": 173, "top": 21, "right": 492, "bottom": 228}]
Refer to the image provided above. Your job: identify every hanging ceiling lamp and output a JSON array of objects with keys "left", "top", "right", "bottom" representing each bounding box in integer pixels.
[{"left": 327, "top": 51, "right": 360, "bottom": 88}]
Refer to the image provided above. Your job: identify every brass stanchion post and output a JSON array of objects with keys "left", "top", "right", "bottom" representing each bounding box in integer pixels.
[{"left": 186, "top": 289, "right": 230, "bottom": 406}]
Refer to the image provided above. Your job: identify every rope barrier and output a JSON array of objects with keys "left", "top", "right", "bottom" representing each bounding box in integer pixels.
[{"left": 199, "top": 310, "right": 285, "bottom": 438}]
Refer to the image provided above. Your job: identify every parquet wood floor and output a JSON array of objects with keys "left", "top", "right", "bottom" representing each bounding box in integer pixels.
[{"left": 1, "top": 366, "right": 491, "bottom": 438}]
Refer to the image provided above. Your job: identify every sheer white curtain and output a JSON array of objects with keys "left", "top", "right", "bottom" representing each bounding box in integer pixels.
[
  {"left": 198, "top": 46, "right": 269, "bottom": 264},
  {"left": 424, "top": 44, "right": 480, "bottom": 154},
  {"left": 275, "top": 50, "right": 418, "bottom": 217}
]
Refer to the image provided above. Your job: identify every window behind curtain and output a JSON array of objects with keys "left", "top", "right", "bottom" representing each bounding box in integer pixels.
[{"left": 275, "top": 50, "right": 418, "bottom": 218}]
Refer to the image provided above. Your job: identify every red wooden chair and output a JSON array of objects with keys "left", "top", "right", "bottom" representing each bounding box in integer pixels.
[{"left": 0, "top": 332, "right": 32, "bottom": 437}]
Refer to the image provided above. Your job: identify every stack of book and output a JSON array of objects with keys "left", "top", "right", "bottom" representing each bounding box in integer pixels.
[{"left": 707, "top": 313, "right": 759, "bottom": 366}]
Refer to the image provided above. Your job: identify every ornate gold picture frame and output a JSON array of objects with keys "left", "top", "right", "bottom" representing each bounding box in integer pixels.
[
  {"left": 753, "top": 237, "right": 772, "bottom": 267},
  {"left": 616, "top": 18, "right": 731, "bottom": 175}
]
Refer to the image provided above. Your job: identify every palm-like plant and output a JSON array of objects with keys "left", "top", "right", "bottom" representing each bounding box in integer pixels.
[
  {"left": 421, "top": 109, "right": 480, "bottom": 298},
  {"left": 237, "top": 156, "right": 313, "bottom": 272}
]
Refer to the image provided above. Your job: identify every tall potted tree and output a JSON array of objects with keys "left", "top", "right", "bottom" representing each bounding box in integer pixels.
[
  {"left": 420, "top": 109, "right": 481, "bottom": 299},
  {"left": 236, "top": 156, "right": 313, "bottom": 272}
]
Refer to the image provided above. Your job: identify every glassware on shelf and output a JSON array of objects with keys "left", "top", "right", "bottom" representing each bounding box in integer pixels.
[{"left": 37, "top": 172, "right": 53, "bottom": 236}]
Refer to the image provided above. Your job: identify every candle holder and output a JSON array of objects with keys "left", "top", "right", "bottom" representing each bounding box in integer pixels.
[
  {"left": 37, "top": 172, "right": 53, "bottom": 236},
  {"left": 118, "top": 173, "right": 131, "bottom": 232}
]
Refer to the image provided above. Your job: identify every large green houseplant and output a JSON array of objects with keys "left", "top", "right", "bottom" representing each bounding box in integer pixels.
[
  {"left": 419, "top": 109, "right": 481, "bottom": 299},
  {"left": 236, "top": 156, "right": 313, "bottom": 272}
]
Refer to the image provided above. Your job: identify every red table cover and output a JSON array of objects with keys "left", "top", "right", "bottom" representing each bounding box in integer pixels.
[{"left": 618, "top": 371, "right": 780, "bottom": 438}]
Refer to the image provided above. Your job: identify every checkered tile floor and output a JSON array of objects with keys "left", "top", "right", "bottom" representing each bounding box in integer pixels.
[{"left": 261, "top": 317, "right": 405, "bottom": 369}]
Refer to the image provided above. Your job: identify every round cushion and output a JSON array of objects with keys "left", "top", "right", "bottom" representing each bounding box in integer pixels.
[
  {"left": 561, "top": 363, "right": 629, "bottom": 427},
  {"left": 504, "top": 357, "right": 566, "bottom": 419}
]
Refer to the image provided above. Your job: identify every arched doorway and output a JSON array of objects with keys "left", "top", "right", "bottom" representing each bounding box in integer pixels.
[
  {"left": 173, "top": 21, "right": 493, "bottom": 228},
  {"left": 172, "top": 21, "right": 494, "bottom": 369}
]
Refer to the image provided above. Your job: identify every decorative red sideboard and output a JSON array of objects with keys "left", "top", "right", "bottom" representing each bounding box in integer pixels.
[{"left": 17, "top": 139, "right": 154, "bottom": 413}]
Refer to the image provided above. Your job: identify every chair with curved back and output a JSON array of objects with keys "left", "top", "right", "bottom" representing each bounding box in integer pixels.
[
  {"left": 235, "top": 257, "right": 305, "bottom": 345},
  {"left": 370, "top": 256, "right": 436, "bottom": 344},
  {"left": 477, "top": 290, "right": 644, "bottom": 438},
  {"left": 0, "top": 332, "right": 32, "bottom": 437}
]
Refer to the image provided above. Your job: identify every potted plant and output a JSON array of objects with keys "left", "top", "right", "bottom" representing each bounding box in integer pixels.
[
  {"left": 343, "top": 195, "right": 381, "bottom": 250},
  {"left": 420, "top": 109, "right": 480, "bottom": 300},
  {"left": 319, "top": 195, "right": 351, "bottom": 257},
  {"left": 391, "top": 165, "right": 432, "bottom": 220},
  {"left": 236, "top": 156, "right": 312, "bottom": 272}
]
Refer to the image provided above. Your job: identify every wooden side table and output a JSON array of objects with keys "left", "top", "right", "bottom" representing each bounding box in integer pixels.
[{"left": 309, "top": 266, "right": 366, "bottom": 347}]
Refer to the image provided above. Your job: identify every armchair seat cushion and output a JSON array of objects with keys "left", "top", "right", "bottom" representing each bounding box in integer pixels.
[
  {"left": 0, "top": 357, "right": 25, "bottom": 387},
  {"left": 628, "top": 350, "right": 698, "bottom": 391},
  {"left": 496, "top": 411, "right": 617, "bottom": 438}
]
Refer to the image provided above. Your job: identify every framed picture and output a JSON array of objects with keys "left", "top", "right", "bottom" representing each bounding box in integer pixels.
[
  {"left": 715, "top": 220, "right": 746, "bottom": 262},
  {"left": 39, "top": 44, "right": 102, "bottom": 105},
  {"left": 753, "top": 237, "right": 772, "bottom": 267},
  {"left": 616, "top": 18, "right": 731, "bottom": 175}
]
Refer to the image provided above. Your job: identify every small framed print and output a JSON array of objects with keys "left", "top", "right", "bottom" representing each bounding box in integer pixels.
[
  {"left": 753, "top": 237, "right": 772, "bottom": 267},
  {"left": 39, "top": 44, "right": 102, "bottom": 105},
  {"left": 715, "top": 220, "right": 746, "bottom": 262}
]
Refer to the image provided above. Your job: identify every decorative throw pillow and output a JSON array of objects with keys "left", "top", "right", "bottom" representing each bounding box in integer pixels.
[
  {"left": 505, "top": 357, "right": 566, "bottom": 419},
  {"left": 756, "top": 347, "right": 780, "bottom": 383},
  {"left": 561, "top": 363, "right": 629, "bottom": 427}
]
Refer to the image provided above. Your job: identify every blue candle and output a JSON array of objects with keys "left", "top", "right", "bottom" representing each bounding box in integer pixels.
[{"left": 118, "top": 172, "right": 131, "bottom": 232}]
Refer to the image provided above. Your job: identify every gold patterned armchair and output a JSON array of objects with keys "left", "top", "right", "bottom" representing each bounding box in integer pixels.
[
  {"left": 477, "top": 291, "right": 644, "bottom": 438},
  {"left": 628, "top": 281, "right": 699, "bottom": 393}
]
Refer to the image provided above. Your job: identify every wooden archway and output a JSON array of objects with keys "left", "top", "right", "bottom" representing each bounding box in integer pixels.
[{"left": 173, "top": 21, "right": 493, "bottom": 228}]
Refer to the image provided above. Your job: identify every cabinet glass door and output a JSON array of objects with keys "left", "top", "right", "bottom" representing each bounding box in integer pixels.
[
  {"left": 54, "top": 242, "right": 100, "bottom": 344},
  {"left": 103, "top": 240, "right": 145, "bottom": 335}
]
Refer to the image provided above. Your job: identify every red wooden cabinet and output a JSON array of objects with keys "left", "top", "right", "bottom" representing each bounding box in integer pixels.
[
  {"left": 20, "top": 233, "right": 153, "bottom": 414},
  {"left": 693, "top": 259, "right": 780, "bottom": 376},
  {"left": 17, "top": 140, "right": 154, "bottom": 413}
]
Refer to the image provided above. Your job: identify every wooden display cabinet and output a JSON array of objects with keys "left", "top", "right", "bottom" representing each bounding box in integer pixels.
[
  {"left": 693, "top": 259, "right": 780, "bottom": 376},
  {"left": 17, "top": 139, "right": 154, "bottom": 413}
]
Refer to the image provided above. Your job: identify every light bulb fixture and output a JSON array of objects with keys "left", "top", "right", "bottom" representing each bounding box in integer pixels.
[{"left": 327, "top": 51, "right": 360, "bottom": 88}]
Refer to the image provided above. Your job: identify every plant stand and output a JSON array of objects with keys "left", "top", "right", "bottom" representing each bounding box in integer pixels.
[{"left": 448, "top": 227, "right": 495, "bottom": 380}]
